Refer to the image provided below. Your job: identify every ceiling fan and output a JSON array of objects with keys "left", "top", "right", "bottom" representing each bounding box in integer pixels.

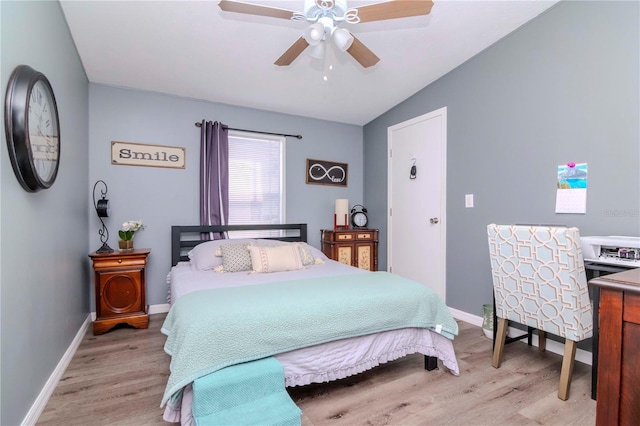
[{"left": 218, "top": 0, "right": 434, "bottom": 68}]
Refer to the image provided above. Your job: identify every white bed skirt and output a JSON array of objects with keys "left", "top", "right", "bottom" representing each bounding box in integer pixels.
[{"left": 163, "top": 327, "right": 459, "bottom": 424}]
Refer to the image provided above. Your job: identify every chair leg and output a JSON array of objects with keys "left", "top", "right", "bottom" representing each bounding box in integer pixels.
[
  {"left": 558, "top": 339, "right": 577, "bottom": 400},
  {"left": 492, "top": 318, "right": 509, "bottom": 368},
  {"left": 538, "top": 330, "right": 547, "bottom": 352}
]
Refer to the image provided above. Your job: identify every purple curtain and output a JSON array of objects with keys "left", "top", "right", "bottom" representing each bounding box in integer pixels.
[{"left": 200, "top": 120, "right": 229, "bottom": 240}]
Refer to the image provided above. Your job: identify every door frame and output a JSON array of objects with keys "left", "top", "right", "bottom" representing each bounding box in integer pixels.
[{"left": 387, "top": 107, "right": 447, "bottom": 298}]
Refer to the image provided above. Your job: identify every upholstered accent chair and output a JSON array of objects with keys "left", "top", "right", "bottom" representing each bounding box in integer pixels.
[{"left": 487, "top": 224, "right": 593, "bottom": 400}]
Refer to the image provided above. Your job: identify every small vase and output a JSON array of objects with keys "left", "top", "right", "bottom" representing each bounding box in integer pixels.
[
  {"left": 118, "top": 240, "right": 134, "bottom": 252},
  {"left": 482, "top": 303, "right": 494, "bottom": 339}
]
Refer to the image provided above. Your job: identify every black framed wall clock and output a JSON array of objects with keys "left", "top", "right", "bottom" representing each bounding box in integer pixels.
[{"left": 4, "top": 65, "right": 60, "bottom": 192}]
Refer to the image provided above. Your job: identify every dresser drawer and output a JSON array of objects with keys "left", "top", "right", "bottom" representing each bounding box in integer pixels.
[
  {"left": 335, "top": 233, "right": 354, "bottom": 241},
  {"left": 355, "top": 232, "right": 373, "bottom": 240}
]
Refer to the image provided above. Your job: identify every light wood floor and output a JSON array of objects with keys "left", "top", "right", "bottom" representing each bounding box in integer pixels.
[{"left": 38, "top": 314, "right": 596, "bottom": 425}]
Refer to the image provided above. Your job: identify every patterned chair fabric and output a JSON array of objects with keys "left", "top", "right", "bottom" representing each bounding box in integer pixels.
[{"left": 487, "top": 224, "right": 593, "bottom": 342}]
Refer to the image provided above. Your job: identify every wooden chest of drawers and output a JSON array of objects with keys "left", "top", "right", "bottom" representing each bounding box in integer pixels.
[
  {"left": 590, "top": 268, "right": 640, "bottom": 426},
  {"left": 321, "top": 229, "right": 378, "bottom": 271},
  {"left": 88, "top": 248, "right": 151, "bottom": 335}
]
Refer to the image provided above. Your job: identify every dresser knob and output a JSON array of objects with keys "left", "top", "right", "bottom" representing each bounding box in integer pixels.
[{"left": 118, "top": 259, "right": 122, "bottom": 263}]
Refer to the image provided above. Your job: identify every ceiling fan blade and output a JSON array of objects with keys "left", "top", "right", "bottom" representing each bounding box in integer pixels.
[
  {"left": 218, "top": 0, "right": 295, "bottom": 20},
  {"left": 274, "top": 37, "right": 310, "bottom": 66},
  {"left": 356, "top": 0, "right": 434, "bottom": 23},
  {"left": 346, "top": 36, "right": 380, "bottom": 68}
]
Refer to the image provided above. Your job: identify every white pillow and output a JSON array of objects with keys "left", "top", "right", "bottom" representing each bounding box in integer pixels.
[
  {"left": 290, "top": 242, "right": 316, "bottom": 266},
  {"left": 248, "top": 245, "right": 304, "bottom": 273},
  {"left": 256, "top": 240, "right": 326, "bottom": 264},
  {"left": 188, "top": 238, "right": 256, "bottom": 271}
]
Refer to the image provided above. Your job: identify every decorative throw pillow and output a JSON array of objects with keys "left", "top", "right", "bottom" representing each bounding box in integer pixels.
[
  {"left": 220, "top": 243, "right": 253, "bottom": 273},
  {"left": 248, "top": 245, "right": 304, "bottom": 273},
  {"left": 291, "top": 242, "right": 315, "bottom": 266}
]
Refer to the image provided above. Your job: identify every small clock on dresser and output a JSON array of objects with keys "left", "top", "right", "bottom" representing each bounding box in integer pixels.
[
  {"left": 350, "top": 204, "right": 368, "bottom": 228},
  {"left": 4, "top": 65, "right": 60, "bottom": 192}
]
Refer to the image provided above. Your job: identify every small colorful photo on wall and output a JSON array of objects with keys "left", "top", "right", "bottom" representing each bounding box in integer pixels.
[{"left": 306, "top": 158, "right": 348, "bottom": 187}]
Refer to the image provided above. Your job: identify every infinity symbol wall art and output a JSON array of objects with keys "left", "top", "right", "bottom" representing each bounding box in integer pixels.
[{"left": 305, "top": 158, "right": 348, "bottom": 187}]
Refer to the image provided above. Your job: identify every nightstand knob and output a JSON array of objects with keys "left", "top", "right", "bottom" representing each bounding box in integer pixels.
[{"left": 118, "top": 259, "right": 122, "bottom": 263}]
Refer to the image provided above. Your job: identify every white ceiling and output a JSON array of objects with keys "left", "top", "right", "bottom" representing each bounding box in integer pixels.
[{"left": 60, "top": 0, "right": 558, "bottom": 125}]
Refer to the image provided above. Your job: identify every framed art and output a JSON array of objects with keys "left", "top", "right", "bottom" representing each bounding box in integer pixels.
[
  {"left": 306, "top": 158, "right": 348, "bottom": 187},
  {"left": 111, "top": 141, "right": 185, "bottom": 169}
]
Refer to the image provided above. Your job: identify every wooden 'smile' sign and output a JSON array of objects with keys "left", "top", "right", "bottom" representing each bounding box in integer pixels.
[{"left": 111, "top": 141, "right": 185, "bottom": 169}]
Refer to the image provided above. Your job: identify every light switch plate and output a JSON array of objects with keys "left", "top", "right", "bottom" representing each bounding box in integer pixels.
[{"left": 465, "top": 194, "right": 474, "bottom": 208}]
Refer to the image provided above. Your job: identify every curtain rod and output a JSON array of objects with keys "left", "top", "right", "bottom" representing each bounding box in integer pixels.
[{"left": 195, "top": 122, "right": 302, "bottom": 140}]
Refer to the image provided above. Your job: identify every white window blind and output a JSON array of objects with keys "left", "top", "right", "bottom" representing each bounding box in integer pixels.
[{"left": 228, "top": 131, "right": 285, "bottom": 230}]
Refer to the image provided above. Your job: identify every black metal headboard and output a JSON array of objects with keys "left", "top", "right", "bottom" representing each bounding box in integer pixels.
[{"left": 171, "top": 223, "right": 308, "bottom": 266}]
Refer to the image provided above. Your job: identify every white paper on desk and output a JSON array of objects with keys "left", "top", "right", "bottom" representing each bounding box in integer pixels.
[{"left": 555, "top": 163, "right": 587, "bottom": 214}]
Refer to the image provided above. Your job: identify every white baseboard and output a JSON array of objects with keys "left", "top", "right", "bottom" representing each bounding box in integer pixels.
[
  {"left": 449, "top": 307, "right": 483, "bottom": 327},
  {"left": 448, "top": 307, "right": 592, "bottom": 366},
  {"left": 29, "top": 303, "right": 170, "bottom": 424},
  {"left": 149, "top": 303, "right": 171, "bottom": 314},
  {"left": 23, "top": 314, "right": 92, "bottom": 426}
]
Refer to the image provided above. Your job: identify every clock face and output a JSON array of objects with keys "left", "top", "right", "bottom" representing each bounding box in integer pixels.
[
  {"left": 352, "top": 212, "right": 368, "bottom": 227},
  {"left": 28, "top": 79, "right": 59, "bottom": 184}
]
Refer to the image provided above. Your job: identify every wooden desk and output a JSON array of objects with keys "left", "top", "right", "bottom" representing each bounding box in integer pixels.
[
  {"left": 589, "top": 268, "right": 640, "bottom": 426},
  {"left": 585, "top": 261, "right": 637, "bottom": 400}
]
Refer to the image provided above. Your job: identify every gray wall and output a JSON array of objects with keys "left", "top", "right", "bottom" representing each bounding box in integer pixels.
[
  {"left": 363, "top": 0, "right": 640, "bottom": 315},
  {"left": 89, "top": 85, "right": 364, "bottom": 308},
  {"left": 1, "top": 1, "right": 90, "bottom": 425}
]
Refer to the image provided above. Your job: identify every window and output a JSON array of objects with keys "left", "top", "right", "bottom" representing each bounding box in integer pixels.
[{"left": 227, "top": 131, "right": 285, "bottom": 230}]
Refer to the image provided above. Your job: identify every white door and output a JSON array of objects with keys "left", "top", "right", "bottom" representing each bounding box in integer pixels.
[{"left": 387, "top": 107, "right": 447, "bottom": 299}]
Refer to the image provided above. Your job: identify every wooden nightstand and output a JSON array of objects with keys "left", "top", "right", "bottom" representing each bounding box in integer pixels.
[
  {"left": 88, "top": 248, "right": 151, "bottom": 335},
  {"left": 321, "top": 229, "right": 378, "bottom": 271}
]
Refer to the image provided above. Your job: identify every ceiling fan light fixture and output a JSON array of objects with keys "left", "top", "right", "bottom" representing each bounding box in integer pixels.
[
  {"left": 218, "top": 0, "right": 435, "bottom": 69},
  {"left": 332, "top": 28, "right": 353, "bottom": 52},
  {"left": 309, "top": 41, "right": 326, "bottom": 60},
  {"left": 303, "top": 22, "right": 325, "bottom": 45}
]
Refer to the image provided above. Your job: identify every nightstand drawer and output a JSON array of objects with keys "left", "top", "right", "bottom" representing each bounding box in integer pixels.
[
  {"left": 92, "top": 256, "right": 147, "bottom": 269},
  {"left": 336, "top": 233, "right": 353, "bottom": 241}
]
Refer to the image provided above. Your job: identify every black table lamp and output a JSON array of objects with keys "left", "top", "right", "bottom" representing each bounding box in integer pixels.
[{"left": 93, "top": 180, "right": 114, "bottom": 253}]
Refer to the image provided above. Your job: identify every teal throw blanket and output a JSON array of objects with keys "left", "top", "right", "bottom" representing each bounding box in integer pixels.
[
  {"left": 161, "top": 271, "right": 458, "bottom": 407},
  {"left": 192, "top": 357, "right": 301, "bottom": 426}
]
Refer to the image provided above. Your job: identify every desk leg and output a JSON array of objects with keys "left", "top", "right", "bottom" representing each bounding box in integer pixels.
[
  {"left": 591, "top": 284, "right": 600, "bottom": 401},
  {"left": 492, "top": 292, "right": 497, "bottom": 350}
]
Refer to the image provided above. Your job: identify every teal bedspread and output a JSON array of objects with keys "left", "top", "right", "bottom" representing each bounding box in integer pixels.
[{"left": 160, "top": 271, "right": 458, "bottom": 407}]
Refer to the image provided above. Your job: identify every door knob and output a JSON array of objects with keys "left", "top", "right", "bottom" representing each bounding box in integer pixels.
[{"left": 430, "top": 217, "right": 439, "bottom": 224}]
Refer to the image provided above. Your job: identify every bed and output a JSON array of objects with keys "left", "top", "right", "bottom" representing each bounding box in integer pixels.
[{"left": 161, "top": 224, "right": 460, "bottom": 424}]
